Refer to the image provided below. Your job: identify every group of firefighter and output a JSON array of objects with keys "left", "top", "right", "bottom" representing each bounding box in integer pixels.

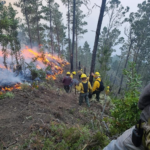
[
  {"left": 63, "top": 69, "right": 150, "bottom": 150},
  {"left": 62, "top": 69, "right": 110, "bottom": 107}
]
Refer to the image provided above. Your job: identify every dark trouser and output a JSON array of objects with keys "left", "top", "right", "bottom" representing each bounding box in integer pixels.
[
  {"left": 64, "top": 85, "right": 70, "bottom": 93},
  {"left": 79, "top": 93, "right": 90, "bottom": 107},
  {"left": 92, "top": 91, "right": 101, "bottom": 101}
]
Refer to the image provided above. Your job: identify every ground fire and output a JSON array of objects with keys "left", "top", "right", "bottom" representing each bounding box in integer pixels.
[{"left": 0, "top": 46, "right": 69, "bottom": 92}]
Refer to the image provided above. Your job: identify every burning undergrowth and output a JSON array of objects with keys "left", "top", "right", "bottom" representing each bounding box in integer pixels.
[{"left": 0, "top": 46, "right": 69, "bottom": 91}]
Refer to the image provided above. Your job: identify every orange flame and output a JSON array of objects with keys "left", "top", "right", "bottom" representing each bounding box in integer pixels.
[{"left": 22, "top": 46, "right": 69, "bottom": 80}]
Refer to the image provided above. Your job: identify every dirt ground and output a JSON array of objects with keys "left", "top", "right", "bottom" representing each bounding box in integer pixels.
[{"left": 0, "top": 70, "right": 109, "bottom": 149}]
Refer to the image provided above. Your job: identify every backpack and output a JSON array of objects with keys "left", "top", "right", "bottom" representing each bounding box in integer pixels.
[
  {"left": 98, "top": 80, "right": 105, "bottom": 91},
  {"left": 82, "top": 82, "right": 88, "bottom": 93},
  {"left": 132, "top": 119, "right": 150, "bottom": 149}
]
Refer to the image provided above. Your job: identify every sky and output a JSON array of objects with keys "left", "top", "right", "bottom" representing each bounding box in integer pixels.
[{"left": 6, "top": 0, "right": 144, "bottom": 55}]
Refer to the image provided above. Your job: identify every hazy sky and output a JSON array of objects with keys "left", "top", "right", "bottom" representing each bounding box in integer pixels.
[{"left": 6, "top": 0, "right": 144, "bottom": 55}]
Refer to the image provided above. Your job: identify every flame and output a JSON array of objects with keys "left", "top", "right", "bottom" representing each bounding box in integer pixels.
[
  {"left": 1, "top": 84, "right": 21, "bottom": 92},
  {"left": 0, "top": 46, "right": 69, "bottom": 92},
  {"left": 22, "top": 46, "right": 69, "bottom": 80}
]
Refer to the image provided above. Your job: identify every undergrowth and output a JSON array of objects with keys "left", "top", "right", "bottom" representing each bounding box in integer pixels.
[{"left": 20, "top": 122, "right": 109, "bottom": 150}]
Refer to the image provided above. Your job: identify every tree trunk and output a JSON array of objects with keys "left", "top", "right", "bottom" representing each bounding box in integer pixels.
[
  {"left": 49, "top": 0, "right": 54, "bottom": 55},
  {"left": 35, "top": 1, "right": 40, "bottom": 47},
  {"left": 23, "top": 0, "right": 32, "bottom": 48},
  {"left": 67, "top": 0, "right": 71, "bottom": 65},
  {"left": 79, "top": 61, "right": 81, "bottom": 70},
  {"left": 56, "top": 26, "right": 61, "bottom": 56},
  {"left": 76, "top": 28, "right": 78, "bottom": 70},
  {"left": 89, "top": 0, "right": 107, "bottom": 85},
  {"left": 117, "top": 40, "right": 133, "bottom": 94},
  {"left": 71, "top": 0, "right": 76, "bottom": 72}
]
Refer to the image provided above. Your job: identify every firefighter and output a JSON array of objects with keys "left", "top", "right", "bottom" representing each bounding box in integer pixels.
[
  {"left": 76, "top": 74, "right": 92, "bottom": 107},
  {"left": 78, "top": 69, "right": 83, "bottom": 80},
  {"left": 70, "top": 71, "right": 76, "bottom": 79},
  {"left": 105, "top": 86, "right": 110, "bottom": 95},
  {"left": 92, "top": 72, "right": 104, "bottom": 102},
  {"left": 70, "top": 71, "right": 76, "bottom": 92},
  {"left": 62, "top": 72, "right": 72, "bottom": 93}
]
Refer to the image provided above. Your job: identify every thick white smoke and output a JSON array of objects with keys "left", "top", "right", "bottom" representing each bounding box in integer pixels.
[{"left": 0, "top": 69, "right": 21, "bottom": 86}]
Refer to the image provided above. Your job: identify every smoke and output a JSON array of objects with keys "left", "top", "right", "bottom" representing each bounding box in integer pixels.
[{"left": 0, "top": 69, "right": 21, "bottom": 86}]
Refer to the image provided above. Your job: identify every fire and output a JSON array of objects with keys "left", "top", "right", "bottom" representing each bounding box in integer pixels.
[
  {"left": 22, "top": 46, "right": 69, "bottom": 80},
  {"left": 1, "top": 84, "right": 21, "bottom": 92},
  {"left": 0, "top": 46, "right": 69, "bottom": 92}
]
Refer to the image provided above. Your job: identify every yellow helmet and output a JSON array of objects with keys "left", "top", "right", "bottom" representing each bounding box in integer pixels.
[
  {"left": 66, "top": 72, "right": 70, "bottom": 75},
  {"left": 107, "top": 86, "right": 110, "bottom": 89},
  {"left": 95, "top": 72, "right": 100, "bottom": 76},
  {"left": 81, "top": 69, "right": 82, "bottom": 71},
  {"left": 81, "top": 74, "right": 87, "bottom": 78},
  {"left": 72, "top": 71, "right": 76, "bottom": 75}
]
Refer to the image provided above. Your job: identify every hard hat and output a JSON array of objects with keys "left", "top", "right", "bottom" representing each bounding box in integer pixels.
[
  {"left": 66, "top": 72, "right": 70, "bottom": 75},
  {"left": 81, "top": 69, "right": 82, "bottom": 71},
  {"left": 107, "top": 86, "right": 110, "bottom": 89},
  {"left": 72, "top": 71, "right": 76, "bottom": 75},
  {"left": 95, "top": 72, "right": 100, "bottom": 76},
  {"left": 81, "top": 74, "right": 87, "bottom": 78}
]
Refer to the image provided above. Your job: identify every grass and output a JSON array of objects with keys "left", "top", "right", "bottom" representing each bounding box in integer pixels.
[
  {"left": 4, "top": 92, "right": 14, "bottom": 99},
  {"left": 20, "top": 122, "right": 110, "bottom": 150}
]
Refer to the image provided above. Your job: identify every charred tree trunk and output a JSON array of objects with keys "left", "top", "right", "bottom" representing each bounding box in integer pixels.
[
  {"left": 79, "top": 61, "right": 81, "bottom": 70},
  {"left": 117, "top": 40, "right": 133, "bottom": 94},
  {"left": 71, "top": 0, "right": 76, "bottom": 72},
  {"left": 15, "top": 52, "right": 19, "bottom": 65},
  {"left": 89, "top": 0, "right": 106, "bottom": 85},
  {"left": 76, "top": 26, "right": 78, "bottom": 70},
  {"left": 56, "top": 26, "right": 61, "bottom": 57},
  {"left": 67, "top": 0, "right": 71, "bottom": 65},
  {"left": 35, "top": 1, "right": 41, "bottom": 47},
  {"left": 49, "top": 0, "right": 54, "bottom": 55},
  {"left": 23, "top": 0, "right": 32, "bottom": 48},
  {"left": 84, "top": 67, "right": 86, "bottom": 74}
]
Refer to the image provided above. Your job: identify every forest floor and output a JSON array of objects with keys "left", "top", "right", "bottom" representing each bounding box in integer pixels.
[{"left": 0, "top": 67, "right": 112, "bottom": 150}]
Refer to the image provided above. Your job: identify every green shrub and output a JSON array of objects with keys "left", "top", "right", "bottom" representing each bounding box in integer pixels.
[
  {"left": 110, "top": 62, "right": 141, "bottom": 134},
  {"left": 4, "top": 92, "right": 14, "bottom": 99}
]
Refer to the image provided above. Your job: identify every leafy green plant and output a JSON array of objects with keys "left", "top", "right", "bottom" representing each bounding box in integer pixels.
[
  {"left": 4, "top": 92, "right": 14, "bottom": 99},
  {"left": 0, "top": 92, "right": 5, "bottom": 100},
  {"left": 110, "top": 62, "right": 141, "bottom": 134}
]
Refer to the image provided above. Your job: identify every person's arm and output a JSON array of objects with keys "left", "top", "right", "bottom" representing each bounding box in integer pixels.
[
  {"left": 76, "top": 83, "right": 82, "bottom": 91},
  {"left": 88, "top": 82, "right": 92, "bottom": 92}
]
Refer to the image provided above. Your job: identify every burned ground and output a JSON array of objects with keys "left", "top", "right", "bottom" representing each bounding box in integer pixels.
[{"left": 0, "top": 72, "right": 110, "bottom": 149}]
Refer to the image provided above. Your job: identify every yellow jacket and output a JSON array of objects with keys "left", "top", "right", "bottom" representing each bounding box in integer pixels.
[
  {"left": 92, "top": 77, "right": 101, "bottom": 92},
  {"left": 76, "top": 81, "right": 92, "bottom": 93},
  {"left": 70, "top": 73, "right": 73, "bottom": 79}
]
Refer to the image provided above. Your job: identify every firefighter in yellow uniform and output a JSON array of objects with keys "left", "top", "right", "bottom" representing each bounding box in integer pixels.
[
  {"left": 70, "top": 71, "right": 76, "bottom": 79},
  {"left": 76, "top": 74, "right": 92, "bottom": 107},
  {"left": 78, "top": 69, "right": 83, "bottom": 80},
  {"left": 105, "top": 86, "right": 110, "bottom": 95},
  {"left": 92, "top": 72, "right": 103, "bottom": 102}
]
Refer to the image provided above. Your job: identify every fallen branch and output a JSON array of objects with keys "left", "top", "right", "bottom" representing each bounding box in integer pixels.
[{"left": 4, "top": 140, "right": 17, "bottom": 149}]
